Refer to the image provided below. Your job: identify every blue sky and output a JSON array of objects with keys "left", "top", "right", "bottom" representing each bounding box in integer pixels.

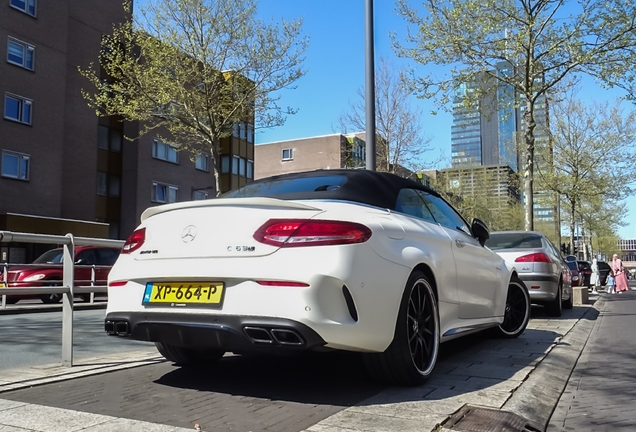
[
  {"left": 254, "top": 0, "right": 636, "bottom": 239},
  {"left": 134, "top": 0, "right": 636, "bottom": 239}
]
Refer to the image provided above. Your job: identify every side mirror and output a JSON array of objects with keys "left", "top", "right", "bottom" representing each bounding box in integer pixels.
[{"left": 471, "top": 218, "right": 490, "bottom": 247}]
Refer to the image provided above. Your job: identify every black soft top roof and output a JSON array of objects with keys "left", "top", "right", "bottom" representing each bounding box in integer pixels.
[{"left": 223, "top": 169, "right": 440, "bottom": 210}]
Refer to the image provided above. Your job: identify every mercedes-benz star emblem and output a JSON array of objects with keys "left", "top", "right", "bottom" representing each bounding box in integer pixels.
[{"left": 181, "top": 225, "right": 197, "bottom": 243}]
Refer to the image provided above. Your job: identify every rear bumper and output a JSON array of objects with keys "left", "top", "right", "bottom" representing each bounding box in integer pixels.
[
  {"left": 518, "top": 274, "right": 560, "bottom": 302},
  {"left": 105, "top": 312, "right": 326, "bottom": 354}
]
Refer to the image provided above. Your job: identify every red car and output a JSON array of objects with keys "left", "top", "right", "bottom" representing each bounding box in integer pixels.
[
  {"left": 565, "top": 261, "right": 582, "bottom": 287},
  {"left": 1, "top": 246, "right": 121, "bottom": 304}
]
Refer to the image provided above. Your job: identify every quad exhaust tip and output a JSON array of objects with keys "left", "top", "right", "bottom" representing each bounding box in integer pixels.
[
  {"left": 105, "top": 320, "right": 131, "bottom": 336},
  {"left": 243, "top": 326, "right": 304, "bottom": 346}
]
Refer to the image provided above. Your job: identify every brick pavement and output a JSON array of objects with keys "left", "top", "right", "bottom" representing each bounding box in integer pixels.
[
  {"left": 0, "top": 297, "right": 605, "bottom": 432},
  {"left": 548, "top": 290, "right": 636, "bottom": 432}
]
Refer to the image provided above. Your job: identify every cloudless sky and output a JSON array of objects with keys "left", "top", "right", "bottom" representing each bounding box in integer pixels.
[{"left": 135, "top": 0, "right": 636, "bottom": 239}]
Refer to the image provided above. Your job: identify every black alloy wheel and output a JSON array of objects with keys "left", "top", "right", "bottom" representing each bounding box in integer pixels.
[
  {"left": 495, "top": 276, "right": 530, "bottom": 338},
  {"left": 406, "top": 277, "right": 439, "bottom": 375},
  {"left": 364, "top": 271, "right": 440, "bottom": 386}
]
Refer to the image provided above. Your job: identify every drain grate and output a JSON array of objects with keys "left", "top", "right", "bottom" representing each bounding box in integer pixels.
[{"left": 443, "top": 405, "right": 542, "bottom": 432}]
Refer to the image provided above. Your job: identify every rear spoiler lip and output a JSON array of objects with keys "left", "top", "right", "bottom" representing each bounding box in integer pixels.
[{"left": 141, "top": 197, "right": 321, "bottom": 222}]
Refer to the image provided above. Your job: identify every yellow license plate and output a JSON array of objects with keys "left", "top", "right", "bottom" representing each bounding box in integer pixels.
[{"left": 143, "top": 282, "right": 224, "bottom": 307}]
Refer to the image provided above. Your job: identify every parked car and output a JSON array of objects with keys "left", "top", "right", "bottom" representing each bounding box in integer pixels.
[
  {"left": 485, "top": 231, "right": 573, "bottom": 317},
  {"left": 2, "top": 246, "right": 121, "bottom": 304},
  {"left": 105, "top": 169, "right": 531, "bottom": 386},
  {"left": 577, "top": 261, "right": 593, "bottom": 287},
  {"left": 565, "top": 261, "right": 582, "bottom": 287},
  {"left": 597, "top": 261, "right": 612, "bottom": 285}
]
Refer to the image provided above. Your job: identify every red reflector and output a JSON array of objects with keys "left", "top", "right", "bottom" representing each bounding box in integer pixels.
[
  {"left": 109, "top": 281, "right": 128, "bottom": 287},
  {"left": 253, "top": 219, "right": 372, "bottom": 247},
  {"left": 255, "top": 280, "right": 309, "bottom": 287},
  {"left": 515, "top": 253, "right": 551, "bottom": 263},
  {"left": 122, "top": 227, "right": 146, "bottom": 254}
]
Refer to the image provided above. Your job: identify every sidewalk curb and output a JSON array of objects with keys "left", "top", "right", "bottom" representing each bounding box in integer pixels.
[{"left": 501, "top": 298, "right": 604, "bottom": 431}]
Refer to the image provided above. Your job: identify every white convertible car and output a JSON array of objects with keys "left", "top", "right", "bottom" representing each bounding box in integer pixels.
[{"left": 105, "top": 169, "right": 530, "bottom": 385}]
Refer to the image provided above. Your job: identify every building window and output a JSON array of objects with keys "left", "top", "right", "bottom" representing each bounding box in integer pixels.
[
  {"left": 152, "top": 182, "right": 178, "bottom": 203},
  {"left": 239, "top": 123, "right": 246, "bottom": 140},
  {"left": 10, "top": 0, "right": 36, "bottom": 16},
  {"left": 221, "top": 155, "right": 230, "bottom": 173},
  {"left": 98, "top": 125, "right": 122, "bottom": 152},
  {"left": 4, "top": 93, "right": 32, "bottom": 124},
  {"left": 96, "top": 172, "right": 107, "bottom": 195},
  {"left": 239, "top": 157, "right": 246, "bottom": 176},
  {"left": 192, "top": 190, "right": 209, "bottom": 200},
  {"left": 232, "top": 155, "right": 240, "bottom": 174},
  {"left": 152, "top": 139, "right": 178, "bottom": 163},
  {"left": 247, "top": 159, "right": 254, "bottom": 179},
  {"left": 247, "top": 124, "right": 254, "bottom": 143},
  {"left": 97, "top": 172, "right": 120, "bottom": 196},
  {"left": 1, "top": 150, "right": 29, "bottom": 180},
  {"left": 7, "top": 37, "right": 34, "bottom": 70},
  {"left": 195, "top": 153, "right": 209, "bottom": 171},
  {"left": 233, "top": 123, "right": 239, "bottom": 138},
  {"left": 282, "top": 148, "right": 293, "bottom": 161}
]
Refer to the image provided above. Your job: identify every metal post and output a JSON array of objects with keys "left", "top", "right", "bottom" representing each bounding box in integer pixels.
[
  {"left": 62, "top": 233, "right": 75, "bottom": 366},
  {"left": 365, "top": 0, "right": 376, "bottom": 171},
  {"left": 90, "top": 265, "right": 96, "bottom": 304},
  {"left": 1, "top": 263, "right": 6, "bottom": 309}
]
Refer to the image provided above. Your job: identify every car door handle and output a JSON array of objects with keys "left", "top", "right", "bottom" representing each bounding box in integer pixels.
[{"left": 455, "top": 239, "right": 466, "bottom": 248}]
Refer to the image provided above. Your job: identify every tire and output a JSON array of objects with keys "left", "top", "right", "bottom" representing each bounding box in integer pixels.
[
  {"left": 545, "top": 283, "right": 563, "bottom": 317},
  {"left": 493, "top": 276, "right": 531, "bottom": 338},
  {"left": 363, "top": 271, "right": 440, "bottom": 386},
  {"left": 39, "top": 281, "right": 62, "bottom": 304},
  {"left": 155, "top": 342, "right": 225, "bottom": 366}
]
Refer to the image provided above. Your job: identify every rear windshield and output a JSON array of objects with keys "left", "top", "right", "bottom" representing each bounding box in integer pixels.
[
  {"left": 222, "top": 175, "right": 347, "bottom": 198},
  {"left": 485, "top": 233, "right": 543, "bottom": 250},
  {"left": 566, "top": 261, "right": 577, "bottom": 271}
]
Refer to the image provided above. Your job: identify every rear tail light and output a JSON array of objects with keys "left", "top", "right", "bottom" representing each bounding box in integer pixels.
[
  {"left": 254, "top": 219, "right": 372, "bottom": 247},
  {"left": 122, "top": 228, "right": 146, "bottom": 254},
  {"left": 515, "top": 253, "right": 551, "bottom": 263}
]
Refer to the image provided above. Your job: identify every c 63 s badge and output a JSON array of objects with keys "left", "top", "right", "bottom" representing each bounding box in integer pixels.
[{"left": 227, "top": 246, "right": 256, "bottom": 252}]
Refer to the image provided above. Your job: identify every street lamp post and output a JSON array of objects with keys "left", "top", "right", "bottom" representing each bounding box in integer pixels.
[{"left": 365, "top": 0, "right": 376, "bottom": 171}]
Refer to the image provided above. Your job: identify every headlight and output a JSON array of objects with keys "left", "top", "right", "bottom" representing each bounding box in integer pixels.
[
  {"left": 572, "top": 276, "right": 579, "bottom": 281},
  {"left": 23, "top": 273, "right": 46, "bottom": 282}
]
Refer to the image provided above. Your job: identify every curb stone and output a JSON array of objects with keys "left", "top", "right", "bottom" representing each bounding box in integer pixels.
[{"left": 500, "top": 297, "right": 604, "bottom": 431}]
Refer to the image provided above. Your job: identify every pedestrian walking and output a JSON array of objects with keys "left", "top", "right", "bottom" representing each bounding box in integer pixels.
[
  {"left": 606, "top": 270, "right": 616, "bottom": 294},
  {"left": 612, "top": 254, "right": 630, "bottom": 294},
  {"left": 590, "top": 258, "right": 600, "bottom": 294}
]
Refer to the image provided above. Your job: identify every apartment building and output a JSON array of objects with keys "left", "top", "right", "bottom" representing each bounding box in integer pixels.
[
  {"left": 254, "top": 133, "right": 366, "bottom": 180},
  {"left": 0, "top": 1, "right": 254, "bottom": 262}
]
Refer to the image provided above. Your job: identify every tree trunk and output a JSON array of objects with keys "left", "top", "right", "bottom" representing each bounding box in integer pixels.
[
  {"left": 523, "top": 98, "right": 537, "bottom": 231},
  {"left": 569, "top": 199, "right": 576, "bottom": 256}
]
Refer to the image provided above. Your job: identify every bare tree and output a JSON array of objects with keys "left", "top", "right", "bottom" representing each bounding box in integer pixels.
[
  {"left": 337, "top": 57, "right": 434, "bottom": 174},
  {"left": 80, "top": 0, "right": 307, "bottom": 195}
]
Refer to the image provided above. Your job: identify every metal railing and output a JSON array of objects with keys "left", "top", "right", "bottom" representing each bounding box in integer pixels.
[{"left": 0, "top": 230, "right": 124, "bottom": 366}]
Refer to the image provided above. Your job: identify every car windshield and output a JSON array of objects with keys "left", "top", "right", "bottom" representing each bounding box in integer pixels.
[
  {"left": 222, "top": 175, "right": 347, "bottom": 198},
  {"left": 32, "top": 249, "right": 64, "bottom": 264},
  {"left": 485, "top": 233, "right": 543, "bottom": 250}
]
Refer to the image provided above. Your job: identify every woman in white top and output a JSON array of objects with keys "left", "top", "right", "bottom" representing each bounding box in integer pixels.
[{"left": 590, "top": 258, "right": 600, "bottom": 294}]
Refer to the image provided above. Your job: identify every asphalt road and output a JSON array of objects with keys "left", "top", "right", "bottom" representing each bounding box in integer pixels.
[{"left": 0, "top": 308, "right": 154, "bottom": 370}]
